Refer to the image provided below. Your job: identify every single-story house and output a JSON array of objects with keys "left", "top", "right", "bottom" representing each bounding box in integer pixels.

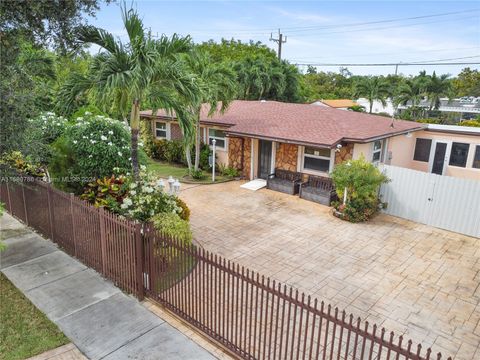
[
  {"left": 141, "top": 100, "right": 429, "bottom": 182},
  {"left": 387, "top": 124, "right": 480, "bottom": 180},
  {"left": 310, "top": 99, "right": 357, "bottom": 110}
]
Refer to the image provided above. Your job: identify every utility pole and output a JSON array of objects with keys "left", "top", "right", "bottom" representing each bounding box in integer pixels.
[{"left": 270, "top": 29, "right": 287, "bottom": 60}]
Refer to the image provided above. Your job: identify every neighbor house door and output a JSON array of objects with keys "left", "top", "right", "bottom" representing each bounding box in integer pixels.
[
  {"left": 431, "top": 142, "right": 447, "bottom": 175},
  {"left": 258, "top": 140, "right": 272, "bottom": 179}
]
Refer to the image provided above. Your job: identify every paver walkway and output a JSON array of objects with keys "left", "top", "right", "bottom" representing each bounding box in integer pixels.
[
  {"left": 0, "top": 213, "right": 215, "bottom": 360},
  {"left": 180, "top": 181, "right": 480, "bottom": 360}
]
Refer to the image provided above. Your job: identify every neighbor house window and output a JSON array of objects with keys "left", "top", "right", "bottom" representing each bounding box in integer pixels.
[
  {"left": 208, "top": 129, "right": 226, "bottom": 149},
  {"left": 303, "top": 147, "right": 331, "bottom": 173},
  {"left": 413, "top": 138, "right": 432, "bottom": 162},
  {"left": 372, "top": 140, "right": 383, "bottom": 163},
  {"left": 449, "top": 142, "right": 469, "bottom": 168},
  {"left": 473, "top": 145, "right": 480, "bottom": 169},
  {"left": 155, "top": 121, "right": 167, "bottom": 139}
]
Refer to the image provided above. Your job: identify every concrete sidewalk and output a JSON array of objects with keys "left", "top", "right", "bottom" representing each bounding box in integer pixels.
[{"left": 0, "top": 213, "right": 216, "bottom": 360}]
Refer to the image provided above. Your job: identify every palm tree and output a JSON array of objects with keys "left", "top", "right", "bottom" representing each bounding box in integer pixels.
[
  {"left": 58, "top": 6, "right": 197, "bottom": 178},
  {"left": 427, "top": 72, "right": 451, "bottom": 110},
  {"left": 393, "top": 75, "right": 431, "bottom": 120},
  {"left": 185, "top": 50, "right": 236, "bottom": 172},
  {"left": 353, "top": 77, "right": 390, "bottom": 113}
]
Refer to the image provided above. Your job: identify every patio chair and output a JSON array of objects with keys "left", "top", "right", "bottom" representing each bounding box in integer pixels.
[
  {"left": 266, "top": 169, "right": 302, "bottom": 195},
  {"left": 299, "top": 175, "right": 337, "bottom": 206}
]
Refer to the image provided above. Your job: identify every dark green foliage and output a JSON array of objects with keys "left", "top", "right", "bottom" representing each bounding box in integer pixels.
[
  {"left": 331, "top": 157, "right": 389, "bottom": 223},
  {"left": 199, "top": 143, "right": 211, "bottom": 170},
  {"left": 190, "top": 169, "right": 205, "bottom": 180}
]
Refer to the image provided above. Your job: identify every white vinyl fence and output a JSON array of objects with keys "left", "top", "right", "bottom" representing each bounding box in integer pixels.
[{"left": 379, "top": 165, "right": 480, "bottom": 238}]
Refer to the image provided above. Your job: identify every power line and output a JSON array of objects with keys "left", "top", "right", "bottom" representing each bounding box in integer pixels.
[
  {"left": 294, "top": 62, "right": 480, "bottom": 67},
  {"left": 291, "top": 56, "right": 480, "bottom": 66}
]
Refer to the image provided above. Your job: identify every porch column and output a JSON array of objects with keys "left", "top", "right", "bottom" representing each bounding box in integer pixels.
[{"left": 250, "top": 139, "right": 254, "bottom": 180}]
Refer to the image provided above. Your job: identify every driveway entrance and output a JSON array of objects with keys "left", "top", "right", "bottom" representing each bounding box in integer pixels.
[{"left": 180, "top": 181, "right": 480, "bottom": 359}]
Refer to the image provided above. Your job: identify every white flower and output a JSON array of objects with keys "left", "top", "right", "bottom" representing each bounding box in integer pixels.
[
  {"left": 108, "top": 130, "right": 113, "bottom": 135},
  {"left": 117, "top": 151, "right": 122, "bottom": 156},
  {"left": 73, "top": 140, "right": 77, "bottom": 144},
  {"left": 130, "top": 190, "right": 136, "bottom": 195},
  {"left": 143, "top": 186, "right": 154, "bottom": 193},
  {"left": 90, "top": 140, "right": 97, "bottom": 144},
  {"left": 88, "top": 155, "right": 93, "bottom": 158},
  {"left": 123, "top": 198, "right": 133, "bottom": 207},
  {"left": 85, "top": 111, "right": 92, "bottom": 115},
  {"left": 101, "top": 135, "right": 107, "bottom": 141},
  {"left": 77, "top": 117, "right": 83, "bottom": 121},
  {"left": 140, "top": 165, "right": 146, "bottom": 171},
  {"left": 108, "top": 142, "right": 113, "bottom": 146},
  {"left": 130, "top": 183, "right": 137, "bottom": 189}
]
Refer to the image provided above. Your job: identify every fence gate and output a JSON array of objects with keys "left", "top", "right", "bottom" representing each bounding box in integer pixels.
[{"left": 379, "top": 165, "right": 480, "bottom": 238}]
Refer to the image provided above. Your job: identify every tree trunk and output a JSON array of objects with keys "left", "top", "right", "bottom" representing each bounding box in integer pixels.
[
  {"left": 369, "top": 100, "right": 373, "bottom": 113},
  {"left": 185, "top": 144, "right": 193, "bottom": 174},
  {"left": 194, "top": 112, "right": 201, "bottom": 171},
  {"left": 130, "top": 99, "right": 140, "bottom": 179}
]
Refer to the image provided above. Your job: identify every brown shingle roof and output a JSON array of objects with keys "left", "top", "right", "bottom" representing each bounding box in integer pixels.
[{"left": 141, "top": 100, "right": 425, "bottom": 147}]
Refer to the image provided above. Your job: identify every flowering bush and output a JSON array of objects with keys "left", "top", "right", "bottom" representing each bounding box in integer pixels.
[
  {"left": 152, "top": 212, "right": 192, "bottom": 244},
  {"left": 0, "top": 151, "right": 46, "bottom": 178},
  {"left": 118, "top": 169, "right": 182, "bottom": 222},
  {"left": 28, "top": 112, "right": 69, "bottom": 144},
  {"left": 49, "top": 113, "right": 140, "bottom": 192}
]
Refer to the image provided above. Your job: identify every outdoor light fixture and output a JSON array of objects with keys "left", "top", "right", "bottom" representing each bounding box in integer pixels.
[
  {"left": 156, "top": 178, "right": 165, "bottom": 191},
  {"left": 173, "top": 179, "right": 181, "bottom": 195},
  {"left": 168, "top": 176, "right": 174, "bottom": 195},
  {"left": 211, "top": 139, "right": 216, "bottom": 182}
]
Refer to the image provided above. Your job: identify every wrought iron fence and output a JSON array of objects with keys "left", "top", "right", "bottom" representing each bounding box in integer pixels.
[{"left": 0, "top": 178, "right": 452, "bottom": 360}]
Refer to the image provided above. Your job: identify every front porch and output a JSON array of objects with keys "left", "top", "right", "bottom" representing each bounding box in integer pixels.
[{"left": 227, "top": 136, "right": 354, "bottom": 203}]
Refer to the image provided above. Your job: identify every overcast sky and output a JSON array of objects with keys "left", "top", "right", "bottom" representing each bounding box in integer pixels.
[{"left": 87, "top": 0, "right": 480, "bottom": 76}]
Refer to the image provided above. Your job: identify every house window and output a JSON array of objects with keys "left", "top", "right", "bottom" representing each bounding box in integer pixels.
[
  {"left": 303, "top": 147, "right": 331, "bottom": 173},
  {"left": 155, "top": 122, "right": 167, "bottom": 139},
  {"left": 449, "top": 142, "right": 469, "bottom": 168},
  {"left": 208, "top": 129, "right": 226, "bottom": 149},
  {"left": 372, "top": 140, "right": 383, "bottom": 163},
  {"left": 413, "top": 138, "right": 432, "bottom": 162},
  {"left": 473, "top": 145, "right": 480, "bottom": 169}
]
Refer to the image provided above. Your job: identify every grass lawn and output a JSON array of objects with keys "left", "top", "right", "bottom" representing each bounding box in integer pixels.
[
  {"left": 0, "top": 273, "right": 69, "bottom": 360},
  {"left": 146, "top": 158, "right": 188, "bottom": 179},
  {"left": 146, "top": 158, "right": 235, "bottom": 184}
]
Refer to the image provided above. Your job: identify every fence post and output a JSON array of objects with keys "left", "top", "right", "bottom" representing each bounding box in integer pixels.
[
  {"left": 46, "top": 184, "right": 54, "bottom": 241},
  {"left": 99, "top": 207, "right": 107, "bottom": 276},
  {"left": 70, "top": 193, "right": 77, "bottom": 256},
  {"left": 134, "top": 223, "right": 144, "bottom": 301},
  {"left": 21, "top": 180, "right": 28, "bottom": 225},
  {"left": 6, "top": 180, "right": 12, "bottom": 213}
]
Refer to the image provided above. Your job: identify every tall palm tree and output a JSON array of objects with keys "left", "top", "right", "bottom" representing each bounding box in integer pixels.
[
  {"left": 58, "top": 6, "right": 197, "bottom": 178},
  {"left": 353, "top": 76, "right": 390, "bottom": 113},
  {"left": 427, "top": 72, "right": 451, "bottom": 110},
  {"left": 185, "top": 50, "right": 236, "bottom": 172}
]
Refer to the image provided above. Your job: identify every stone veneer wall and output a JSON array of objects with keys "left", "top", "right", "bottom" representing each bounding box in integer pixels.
[
  {"left": 334, "top": 143, "right": 354, "bottom": 165},
  {"left": 275, "top": 143, "right": 298, "bottom": 172},
  {"left": 228, "top": 137, "right": 252, "bottom": 179}
]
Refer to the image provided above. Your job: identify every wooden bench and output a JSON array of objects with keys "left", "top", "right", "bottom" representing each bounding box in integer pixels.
[
  {"left": 299, "top": 175, "right": 336, "bottom": 205},
  {"left": 267, "top": 169, "right": 302, "bottom": 195}
]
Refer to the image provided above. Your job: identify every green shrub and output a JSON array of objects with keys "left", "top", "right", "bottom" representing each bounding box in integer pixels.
[
  {"left": 199, "top": 143, "right": 211, "bottom": 170},
  {"left": 152, "top": 212, "right": 192, "bottom": 245},
  {"left": 190, "top": 169, "right": 205, "bottom": 180},
  {"left": 220, "top": 166, "right": 239, "bottom": 177},
  {"left": 458, "top": 119, "right": 480, "bottom": 127},
  {"left": 174, "top": 197, "right": 190, "bottom": 221},
  {"left": 49, "top": 114, "right": 136, "bottom": 193},
  {"left": 331, "top": 157, "right": 388, "bottom": 222},
  {"left": 164, "top": 140, "right": 184, "bottom": 163}
]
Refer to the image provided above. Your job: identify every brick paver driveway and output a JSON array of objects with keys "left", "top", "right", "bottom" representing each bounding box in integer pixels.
[{"left": 180, "top": 181, "right": 480, "bottom": 359}]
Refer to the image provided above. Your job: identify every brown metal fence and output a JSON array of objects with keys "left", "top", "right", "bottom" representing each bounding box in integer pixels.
[{"left": 0, "top": 178, "right": 452, "bottom": 360}]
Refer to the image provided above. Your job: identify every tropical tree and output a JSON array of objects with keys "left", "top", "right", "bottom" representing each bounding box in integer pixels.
[
  {"left": 427, "top": 72, "right": 451, "bottom": 110},
  {"left": 393, "top": 78, "right": 427, "bottom": 119},
  {"left": 185, "top": 50, "right": 236, "bottom": 172},
  {"left": 57, "top": 6, "right": 197, "bottom": 177},
  {"left": 353, "top": 76, "right": 390, "bottom": 113}
]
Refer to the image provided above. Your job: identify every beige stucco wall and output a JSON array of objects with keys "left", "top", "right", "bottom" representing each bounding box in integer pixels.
[{"left": 387, "top": 130, "right": 480, "bottom": 180}]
